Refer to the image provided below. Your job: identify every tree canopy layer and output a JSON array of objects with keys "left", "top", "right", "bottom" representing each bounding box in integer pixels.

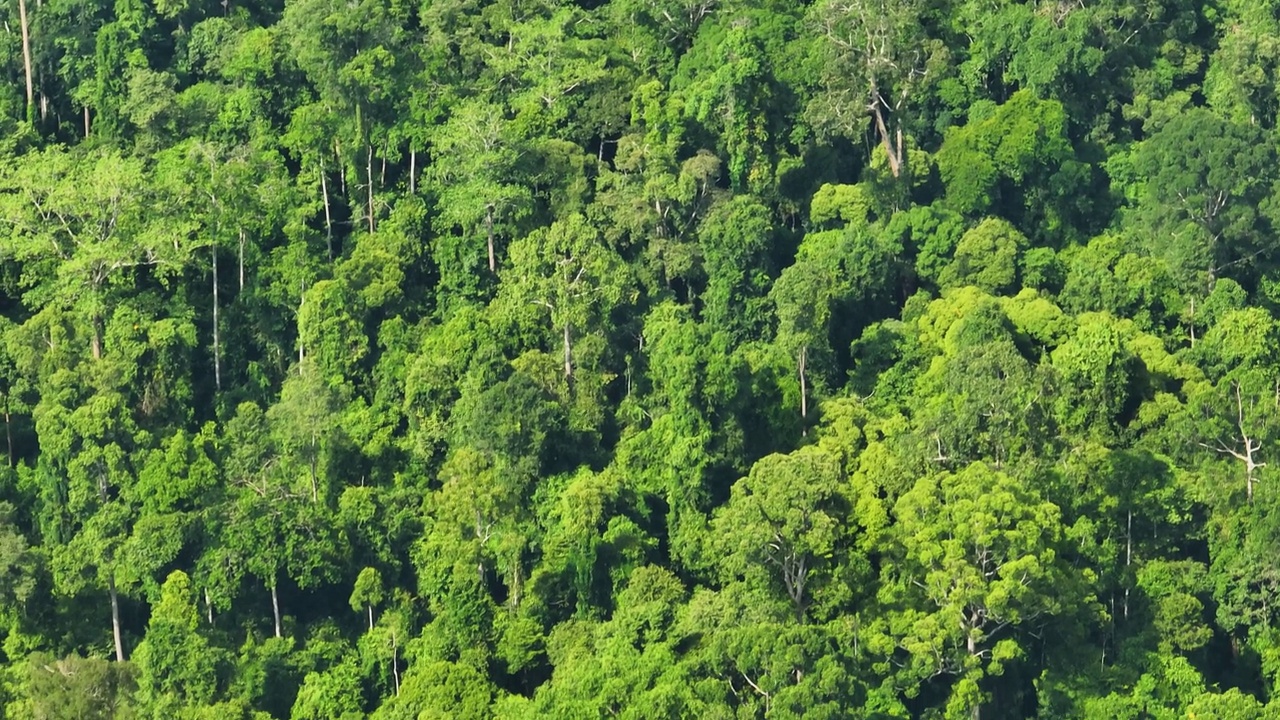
[{"left": 0, "top": 0, "right": 1279, "bottom": 717}]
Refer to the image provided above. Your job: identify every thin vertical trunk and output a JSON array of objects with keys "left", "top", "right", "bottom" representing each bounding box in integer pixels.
[
  {"left": 17, "top": 0, "right": 33, "bottom": 123},
  {"left": 91, "top": 315, "right": 103, "bottom": 360},
  {"left": 309, "top": 436, "right": 318, "bottom": 503},
  {"left": 966, "top": 615, "right": 980, "bottom": 720},
  {"left": 213, "top": 245, "right": 221, "bottom": 392},
  {"left": 320, "top": 161, "right": 333, "bottom": 259},
  {"left": 271, "top": 582, "right": 282, "bottom": 638},
  {"left": 409, "top": 147, "right": 416, "bottom": 194},
  {"left": 84, "top": 106, "right": 91, "bottom": 138},
  {"left": 298, "top": 279, "right": 306, "bottom": 365},
  {"left": 563, "top": 323, "right": 573, "bottom": 380},
  {"left": 1124, "top": 510, "right": 1132, "bottom": 620},
  {"left": 367, "top": 604, "right": 374, "bottom": 631},
  {"left": 485, "top": 205, "right": 496, "bottom": 272},
  {"left": 391, "top": 632, "right": 401, "bottom": 696},
  {"left": 367, "top": 144, "right": 376, "bottom": 233},
  {"left": 205, "top": 587, "right": 214, "bottom": 625},
  {"left": 109, "top": 574, "right": 125, "bottom": 661},
  {"left": 798, "top": 346, "right": 808, "bottom": 435},
  {"left": 336, "top": 140, "right": 347, "bottom": 196},
  {"left": 4, "top": 395, "right": 12, "bottom": 467},
  {"left": 380, "top": 141, "right": 387, "bottom": 186},
  {"left": 238, "top": 229, "right": 246, "bottom": 291}
]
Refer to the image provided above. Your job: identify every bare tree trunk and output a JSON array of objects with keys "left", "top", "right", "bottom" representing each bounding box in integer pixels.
[
  {"left": 409, "top": 147, "right": 416, "bottom": 194},
  {"left": 298, "top": 279, "right": 306, "bottom": 365},
  {"left": 335, "top": 140, "right": 347, "bottom": 196},
  {"left": 367, "top": 604, "right": 374, "bottom": 631},
  {"left": 798, "top": 346, "right": 808, "bottom": 435},
  {"left": 320, "top": 162, "right": 333, "bottom": 259},
  {"left": 4, "top": 396, "right": 12, "bottom": 467},
  {"left": 213, "top": 245, "right": 221, "bottom": 392},
  {"left": 271, "top": 583, "right": 282, "bottom": 638},
  {"left": 485, "top": 205, "right": 496, "bottom": 272},
  {"left": 91, "top": 315, "right": 103, "bottom": 360},
  {"left": 1124, "top": 510, "right": 1131, "bottom": 620},
  {"left": 18, "top": 0, "right": 33, "bottom": 124},
  {"left": 367, "top": 144, "right": 376, "bottom": 233},
  {"left": 869, "top": 95, "right": 902, "bottom": 178},
  {"left": 391, "top": 631, "right": 401, "bottom": 696},
  {"left": 109, "top": 574, "right": 126, "bottom": 661},
  {"left": 84, "top": 106, "right": 91, "bottom": 138},
  {"left": 238, "top": 229, "right": 246, "bottom": 291},
  {"left": 309, "top": 436, "right": 318, "bottom": 503},
  {"left": 563, "top": 323, "right": 573, "bottom": 380},
  {"left": 966, "top": 616, "right": 980, "bottom": 720},
  {"left": 205, "top": 587, "right": 214, "bottom": 625}
]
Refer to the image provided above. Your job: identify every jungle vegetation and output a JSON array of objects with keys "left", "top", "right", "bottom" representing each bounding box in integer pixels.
[{"left": 1, "top": 0, "right": 1279, "bottom": 718}]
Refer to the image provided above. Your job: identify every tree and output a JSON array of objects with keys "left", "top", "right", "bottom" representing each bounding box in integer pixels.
[
  {"left": 938, "top": 218, "right": 1028, "bottom": 294},
  {"left": 133, "top": 570, "right": 219, "bottom": 716},
  {"left": 497, "top": 213, "right": 630, "bottom": 382},
  {"left": 884, "top": 462, "right": 1087, "bottom": 719},
  {"left": 429, "top": 99, "right": 531, "bottom": 284},
  {"left": 350, "top": 566, "right": 383, "bottom": 631},
  {"left": 1132, "top": 108, "right": 1280, "bottom": 291},
  {"left": 697, "top": 195, "right": 775, "bottom": 340},
  {"left": 807, "top": 0, "right": 946, "bottom": 178},
  {"left": 711, "top": 447, "right": 856, "bottom": 622}
]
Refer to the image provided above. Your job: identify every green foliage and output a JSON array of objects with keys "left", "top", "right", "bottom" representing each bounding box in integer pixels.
[{"left": 0, "top": 2, "right": 1276, "bottom": 717}]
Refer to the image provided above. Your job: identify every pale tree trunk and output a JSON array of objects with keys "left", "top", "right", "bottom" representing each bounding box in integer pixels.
[
  {"left": 238, "top": 229, "right": 246, "bottom": 291},
  {"left": 868, "top": 89, "right": 903, "bottom": 179},
  {"left": 1200, "top": 381, "right": 1267, "bottom": 502},
  {"left": 335, "top": 140, "right": 347, "bottom": 196},
  {"left": 4, "top": 395, "right": 12, "bottom": 467},
  {"left": 409, "top": 148, "right": 416, "bottom": 194},
  {"left": 563, "top": 323, "right": 573, "bottom": 380},
  {"left": 309, "top": 435, "right": 319, "bottom": 503},
  {"left": 391, "top": 630, "right": 401, "bottom": 696},
  {"left": 108, "top": 573, "right": 126, "bottom": 661},
  {"left": 91, "top": 315, "right": 103, "bottom": 360},
  {"left": 509, "top": 562, "right": 523, "bottom": 609},
  {"left": 320, "top": 161, "right": 333, "bottom": 259},
  {"left": 18, "top": 0, "right": 33, "bottom": 123},
  {"left": 366, "top": 144, "right": 376, "bottom": 233},
  {"left": 271, "top": 582, "right": 282, "bottom": 638},
  {"left": 966, "top": 612, "right": 980, "bottom": 720},
  {"left": 367, "top": 604, "right": 374, "bottom": 631},
  {"left": 298, "top": 279, "right": 306, "bottom": 365},
  {"left": 798, "top": 346, "right": 808, "bottom": 435},
  {"left": 84, "top": 106, "right": 91, "bottom": 138},
  {"left": 485, "top": 205, "right": 496, "bottom": 272},
  {"left": 1124, "top": 510, "right": 1132, "bottom": 620},
  {"left": 205, "top": 587, "right": 214, "bottom": 625},
  {"left": 213, "top": 245, "right": 221, "bottom": 392}
]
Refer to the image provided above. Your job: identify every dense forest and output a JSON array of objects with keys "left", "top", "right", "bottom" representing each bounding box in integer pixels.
[{"left": 4, "top": 0, "right": 1280, "bottom": 717}]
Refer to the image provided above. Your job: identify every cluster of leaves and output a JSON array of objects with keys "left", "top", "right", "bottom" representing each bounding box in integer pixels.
[{"left": 0, "top": 0, "right": 1279, "bottom": 718}]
